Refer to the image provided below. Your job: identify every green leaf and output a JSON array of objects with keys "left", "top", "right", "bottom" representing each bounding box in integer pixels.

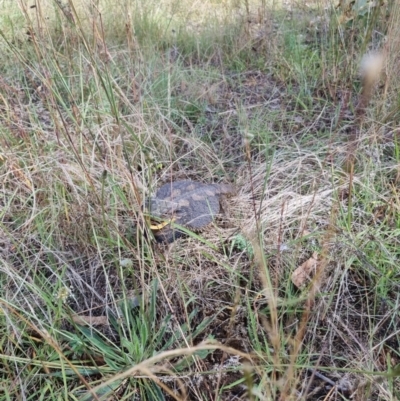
[
  {"left": 78, "top": 379, "right": 124, "bottom": 401},
  {"left": 173, "top": 347, "right": 214, "bottom": 372},
  {"left": 387, "top": 363, "right": 400, "bottom": 378}
]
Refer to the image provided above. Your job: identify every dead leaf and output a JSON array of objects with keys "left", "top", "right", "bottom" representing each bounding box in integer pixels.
[
  {"left": 71, "top": 315, "right": 109, "bottom": 326},
  {"left": 291, "top": 252, "right": 320, "bottom": 288}
]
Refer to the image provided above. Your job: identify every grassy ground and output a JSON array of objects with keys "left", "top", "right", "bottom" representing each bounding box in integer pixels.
[{"left": 0, "top": 0, "right": 399, "bottom": 400}]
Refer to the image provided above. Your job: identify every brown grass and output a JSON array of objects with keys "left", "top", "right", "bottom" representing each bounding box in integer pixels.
[{"left": 1, "top": 0, "right": 400, "bottom": 400}]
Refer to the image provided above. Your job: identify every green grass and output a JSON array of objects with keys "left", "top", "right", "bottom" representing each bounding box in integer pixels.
[{"left": 0, "top": 0, "right": 400, "bottom": 400}]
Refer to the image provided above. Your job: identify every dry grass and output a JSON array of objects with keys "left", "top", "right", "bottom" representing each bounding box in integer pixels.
[{"left": 0, "top": 0, "right": 400, "bottom": 400}]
